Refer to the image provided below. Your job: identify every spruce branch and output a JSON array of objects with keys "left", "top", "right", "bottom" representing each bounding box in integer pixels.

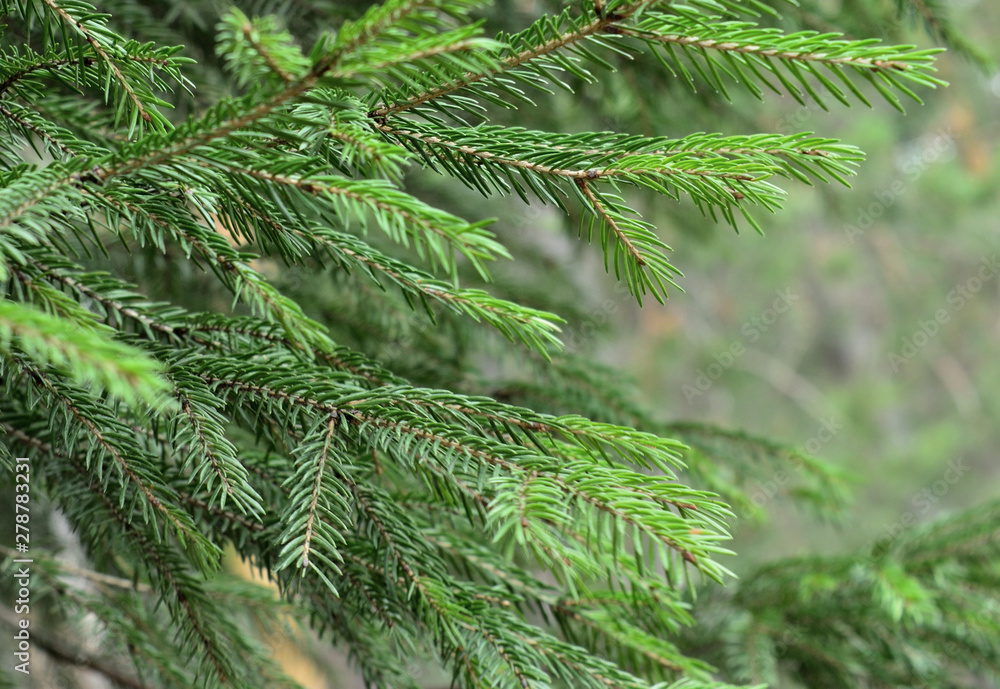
[
  {"left": 217, "top": 191, "right": 562, "bottom": 353},
  {"left": 198, "top": 366, "right": 733, "bottom": 584},
  {"left": 38, "top": 0, "right": 147, "bottom": 119},
  {"left": 0, "top": 102, "right": 82, "bottom": 159},
  {"left": 326, "top": 0, "right": 482, "bottom": 67},
  {"left": 89, "top": 187, "right": 335, "bottom": 352},
  {"left": 576, "top": 176, "right": 646, "bottom": 265},
  {"left": 3, "top": 355, "right": 217, "bottom": 566},
  {"left": 1, "top": 424, "right": 304, "bottom": 688},
  {"left": 185, "top": 314, "right": 402, "bottom": 386},
  {"left": 17, "top": 252, "right": 187, "bottom": 340},
  {"left": 167, "top": 367, "right": 265, "bottom": 518},
  {"left": 13, "top": 0, "right": 188, "bottom": 133},
  {"left": 0, "top": 46, "right": 181, "bottom": 99},
  {"left": 216, "top": 8, "right": 310, "bottom": 89},
  {"left": 424, "top": 529, "right": 707, "bottom": 678},
  {"left": 622, "top": 8, "right": 946, "bottom": 110},
  {"left": 0, "top": 298, "right": 174, "bottom": 408},
  {"left": 0, "top": 161, "right": 95, "bottom": 260},
  {"left": 0, "top": 54, "right": 89, "bottom": 96},
  {"left": 370, "top": 0, "right": 655, "bottom": 118},
  {"left": 274, "top": 416, "right": 351, "bottom": 596},
  {"left": 211, "top": 161, "right": 508, "bottom": 281},
  {"left": 35, "top": 446, "right": 236, "bottom": 685}
]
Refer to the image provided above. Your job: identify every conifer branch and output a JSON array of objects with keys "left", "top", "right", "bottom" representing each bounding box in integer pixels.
[
  {"left": 202, "top": 370, "right": 730, "bottom": 582},
  {"left": 617, "top": 26, "right": 913, "bottom": 71},
  {"left": 171, "top": 382, "right": 263, "bottom": 517},
  {"left": 239, "top": 19, "right": 296, "bottom": 85},
  {"left": 370, "top": 0, "right": 653, "bottom": 118},
  {"left": 0, "top": 103, "right": 79, "bottom": 158},
  {"left": 189, "top": 316, "right": 397, "bottom": 385},
  {"left": 623, "top": 8, "right": 945, "bottom": 109},
  {"left": 5, "top": 355, "right": 209, "bottom": 552},
  {"left": 39, "top": 0, "right": 152, "bottom": 124},
  {"left": 24, "top": 256, "right": 179, "bottom": 339},
  {"left": 334, "top": 39, "right": 488, "bottom": 78},
  {"left": 212, "top": 162, "right": 507, "bottom": 279},
  {"left": 576, "top": 177, "right": 646, "bottom": 267},
  {"left": 375, "top": 119, "right": 766, "bottom": 183},
  {"left": 425, "top": 530, "right": 693, "bottom": 676},
  {"left": 327, "top": 0, "right": 446, "bottom": 66},
  {"left": 90, "top": 188, "right": 333, "bottom": 350},
  {"left": 0, "top": 50, "right": 177, "bottom": 97},
  {"left": 58, "top": 451, "right": 234, "bottom": 685},
  {"left": 0, "top": 55, "right": 85, "bottom": 95},
  {"left": 274, "top": 415, "right": 350, "bottom": 594}
]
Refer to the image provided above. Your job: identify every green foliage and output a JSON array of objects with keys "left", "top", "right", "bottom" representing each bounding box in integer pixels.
[
  {"left": 682, "top": 500, "right": 1000, "bottom": 686},
  {"left": 627, "top": 6, "right": 945, "bottom": 111},
  {"left": 0, "top": 0, "right": 996, "bottom": 688}
]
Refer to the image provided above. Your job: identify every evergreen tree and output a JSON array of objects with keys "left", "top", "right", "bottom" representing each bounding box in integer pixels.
[{"left": 0, "top": 0, "right": 996, "bottom": 688}]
